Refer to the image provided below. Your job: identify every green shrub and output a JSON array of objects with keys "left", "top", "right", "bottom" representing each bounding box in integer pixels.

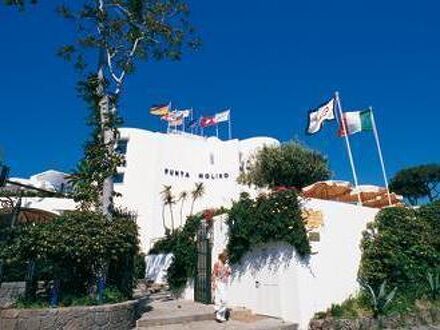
[
  {"left": 314, "top": 295, "right": 365, "bottom": 320},
  {"left": 151, "top": 215, "right": 202, "bottom": 294},
  {"left": 134, "top": 252, "right": 146, "bottom": 280},
  {"left": 358, "top": 203, "right": 440, "bottom": 291},
  {"left": 238, "top": 141, "right": 331, "bottom": 189},
  {"left": 227, "top": 189, "right": 311, "bottom": 264},
  {"left": 0, "top": 210, "right": 140, "bottom": 302}
]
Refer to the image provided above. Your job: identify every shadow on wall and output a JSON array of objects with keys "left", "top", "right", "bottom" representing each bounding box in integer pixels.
[
  {"left": 230, "top": 242, "right": 312, "bottom": 281},
  {"left": 145, "top": 253, "right": 173, "bottom": 284}
]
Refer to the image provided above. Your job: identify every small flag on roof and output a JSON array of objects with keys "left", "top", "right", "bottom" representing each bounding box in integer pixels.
[
  {"left": 150, "top": 103, "right": 170, "bottom": 116},
  {"left": 338, "top": 110, "right": 373, "bottom": 137},
  {"left": 200, "top": 116, "right": 217, "bottom": 128},
  {"left": 214, "top": 109, "right": 230, "bottom": 123},
  {"left": 306, "top": 98, "right": 336, "bottom": 135},
  {"left": 188, "top": 118, "right": 199, "bottom": 128},
  {"left": 174, "top": 109, "right": 191, "bottom": 118}
]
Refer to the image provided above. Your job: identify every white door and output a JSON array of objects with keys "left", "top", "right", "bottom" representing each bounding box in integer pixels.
[{"left": 255, "top": 272, "right": 282, "bottom": 318}]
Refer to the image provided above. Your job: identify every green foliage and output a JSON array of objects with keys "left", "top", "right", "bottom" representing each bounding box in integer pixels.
[
  {"left": 390, "top": 164, "right": 440, "bottom": 205},
  {"left": 314, "top": 295, "right": 367, "bottom": 320},
  {"left": 227, "top": 189, "right": 311, "bottom": 264},
  {"left": 15, "top": 286, "right": 125, "bottom": 308},
  {"left": 362, "top": 281, "right": 397, "bottom": 318},
  {"left": 238, "top": 141, "right": 331, "bottom": 189},
  {"left": 0, "top": 210, "right": 140, "bottom": 301},
  {"left": 57, "top": 0, "right": 200, "bottom": 75},
  {"left": 358, "top": 202, "right": 440, "bottom": 291},
  {"left": 134, "top": 252, "right": 146, "bottom": 280},
  {"left": 2, "top": 0, "right": 37, "bottom": 10},
  {"left": 427, "top": 270, "right": 440, "bottom": 300},
  {"left": 151, "top": 215, "right": 202, "bottom": 294},
  {"left": 69, "top": 75, "right": 125, "bottom": 210}
]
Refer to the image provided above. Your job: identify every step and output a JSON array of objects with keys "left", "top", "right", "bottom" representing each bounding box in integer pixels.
[
  {"left": 136, "top": 299, "right": 215, "bottom": 327},
  {"left": 137, "top": 317, "right": 298, "bottom": 330}
]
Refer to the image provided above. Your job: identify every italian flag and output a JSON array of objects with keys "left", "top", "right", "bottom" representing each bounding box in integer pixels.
[{"left": 338, "top": 110, "right": 373, "bottom": 137}]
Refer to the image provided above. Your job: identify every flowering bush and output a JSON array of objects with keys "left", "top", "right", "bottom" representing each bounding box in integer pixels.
[{"left": 227, "top": 189, "right": 311, "bottom": 264}]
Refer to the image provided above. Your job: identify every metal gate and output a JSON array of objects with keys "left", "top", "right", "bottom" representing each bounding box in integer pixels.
[{"left": 194, "top": 220, "right": 212, "bottom": 304}]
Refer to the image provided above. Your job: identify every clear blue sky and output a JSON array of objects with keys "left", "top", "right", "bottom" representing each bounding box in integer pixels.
[{"left": 1, "top": 1, "right": 439, "bottom": 186}]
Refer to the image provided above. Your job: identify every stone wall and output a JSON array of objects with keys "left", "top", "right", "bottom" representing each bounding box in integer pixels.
[
  {"left": 309, "top": 306, "right": 440, "bottom": 330},
  {"left": 0, "top": 282, "right": 26, "bottom": 309},
  {"left": 0, "top": 296, "right": 148, "bottom": 330}
]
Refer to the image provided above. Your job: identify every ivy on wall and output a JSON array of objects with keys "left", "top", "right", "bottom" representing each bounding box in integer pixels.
[{"left": 227, "top": 189, "right": 311, "bottom": 264}]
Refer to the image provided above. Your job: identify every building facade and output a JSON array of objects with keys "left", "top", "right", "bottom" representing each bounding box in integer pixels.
[{"left": 114, "top": 128, "right": 279, "bottom": 252}]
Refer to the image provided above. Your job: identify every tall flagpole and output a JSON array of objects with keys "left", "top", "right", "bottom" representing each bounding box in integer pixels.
[
  {"left": 370, "top": 106, "right": 392, "bottom": 206},
  {"left": 335, "top": 92, "right": 362, "bottom": 205},
  {"left": 228, "top": 109, "right": 232, "bottom": 140}
]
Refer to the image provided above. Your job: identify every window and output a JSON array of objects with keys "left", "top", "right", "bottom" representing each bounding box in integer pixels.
[
  {"left": 210, "top": 153, "right": 215, "bottom": 165},
  {"left": 113, "top": 173, "right": 125, "bottom": 184},
  {"left": 115, "top": 139, "right": 128, "bottom": 154}
]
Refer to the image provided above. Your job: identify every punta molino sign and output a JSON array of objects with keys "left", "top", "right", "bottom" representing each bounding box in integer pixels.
[{"left": 164, "top": 168, "right": 229, "bottom": 180}]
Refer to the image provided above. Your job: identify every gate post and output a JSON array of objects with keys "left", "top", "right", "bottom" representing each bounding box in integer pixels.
[{"left": 194, "top": 219, "right": 212, "bottom": 304}]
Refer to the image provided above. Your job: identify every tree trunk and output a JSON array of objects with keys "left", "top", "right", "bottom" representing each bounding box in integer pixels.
[
  {"left": 190, "top": 198, "right": 195, "bottom": 216},
  {"left": 162, "top": 204, "right": 167, "bottom": 233},
  {"left": 97, "top": 66, "right": 114, "bottom": 217},
  {"left": 169, "top": 204, "right": 174, "bottom": 233},
  {"left": 180, "top": 200, "right": 184, "bottom": 227}
]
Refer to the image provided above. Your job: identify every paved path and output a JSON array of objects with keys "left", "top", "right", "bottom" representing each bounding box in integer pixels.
[{"left": 136, "top": 293, "right": 297, "bottom": 330}]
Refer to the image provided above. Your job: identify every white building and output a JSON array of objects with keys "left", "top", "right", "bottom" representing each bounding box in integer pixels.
[
  {"left": 114, "top": 128, "right": 279, "bottom": 252},
  {"left": 6, "top": 170, "right": 71, "bottom": 193}
]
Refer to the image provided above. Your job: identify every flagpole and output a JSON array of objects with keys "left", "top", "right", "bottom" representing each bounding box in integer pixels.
[
  {"left": 335, "top": 92, "right": 362, "bottom": 205},
  {"left": 369, "top": 106, "right": 392, "bottom": 206},
  {"left": 228, "top": 109, "right": 232, "bottom": 140},
  {"left": 190, "top": 108, "right": 194, "bottom": 134}
]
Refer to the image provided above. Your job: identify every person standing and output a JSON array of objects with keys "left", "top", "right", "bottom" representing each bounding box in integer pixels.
[{"left": 212, "top": 251, "right": 231, "bottom": 322}]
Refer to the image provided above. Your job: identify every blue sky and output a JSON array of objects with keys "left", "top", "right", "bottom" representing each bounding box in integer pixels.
[{"left": 1, "top": 1, "right": 439, "bottom": 186}]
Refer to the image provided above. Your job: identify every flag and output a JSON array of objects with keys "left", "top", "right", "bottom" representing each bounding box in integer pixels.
[
  {"left": 214, "top": 109, "right": 230, "bottom": 123},
  {"left": 306, "top": 98, "right": 335, "bottom": 134},
  {"left": 338, "top": 110, "right": 373, "bottom": 137},
  {"left": 174, "top": 109, "right": 191, "bottom": 118},
  {"left": 188, "top": 118, "right": 199, "bottom": 129},
  {"left": 150, "top": 103, "right": 170, "bottom": 116},
  {"left": 200, "top": 116, "right": 217, "bottom": 128},
  {"left": 161, "top": 111, "right": 184, "bottom": 125}
]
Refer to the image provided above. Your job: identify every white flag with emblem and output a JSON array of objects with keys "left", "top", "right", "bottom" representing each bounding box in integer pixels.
[
  {"left": 306, "top": 98, "right": 336, "bottom": 134},
  {"left": 214, "top": 109, "right": 230, "bottom": 123}
]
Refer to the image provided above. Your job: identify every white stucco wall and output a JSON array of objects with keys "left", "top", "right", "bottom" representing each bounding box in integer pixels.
[
  {"left": 208, "top": 198, "right": 379, "bottom": 329},
  {"left": 114, "top": 128, "right": 279, "bottom": 252},
  {"left": 0, "top": 197, "right": 76, "bottom": 215}
]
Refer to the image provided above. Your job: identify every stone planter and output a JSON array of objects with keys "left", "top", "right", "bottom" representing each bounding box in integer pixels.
[{"left": 0, "top": 296, "right": 148, "bottom": 330}]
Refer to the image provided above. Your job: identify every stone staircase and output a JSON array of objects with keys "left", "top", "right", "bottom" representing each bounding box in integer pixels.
[{"left": 136, "top": 292, "right": 297, "bottom": 330}]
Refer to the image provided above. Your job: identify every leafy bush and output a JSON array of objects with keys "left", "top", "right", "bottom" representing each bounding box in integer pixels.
[
  {"left": 134, "top": 252, "right": 146, "bottom": 280},
  {"left": 359, "top": 203, "right": 440, "bottom": 291},
  {"left": 151, "top": 215, "right": 202, "bottom": 294},
  {"left": 227, "top": 189, "right": 311, "bottom": 264},
  {"left": 238, "top": 141, "right": 331, "bottom": 189},
  {"left": 0, "top": 210, "right": 140, "bottom": 302},
  {"left": 15, "top": 286, "right": 126, "bottom": 309}
]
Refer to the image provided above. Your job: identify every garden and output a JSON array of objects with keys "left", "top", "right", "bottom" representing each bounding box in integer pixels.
[{"left": 312, "top": 200, "right": 440, "bottom": 328}]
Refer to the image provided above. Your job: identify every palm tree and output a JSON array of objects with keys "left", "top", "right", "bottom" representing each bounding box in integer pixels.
[
  {"left": 178, "top": 191, "right": 188, "bottom": 227},
  {"left": 160, "top": 185, "right": 176, "bottom": 234},
  {"left": 190, "top": 182, "right": 205, "bottom": 216}
]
